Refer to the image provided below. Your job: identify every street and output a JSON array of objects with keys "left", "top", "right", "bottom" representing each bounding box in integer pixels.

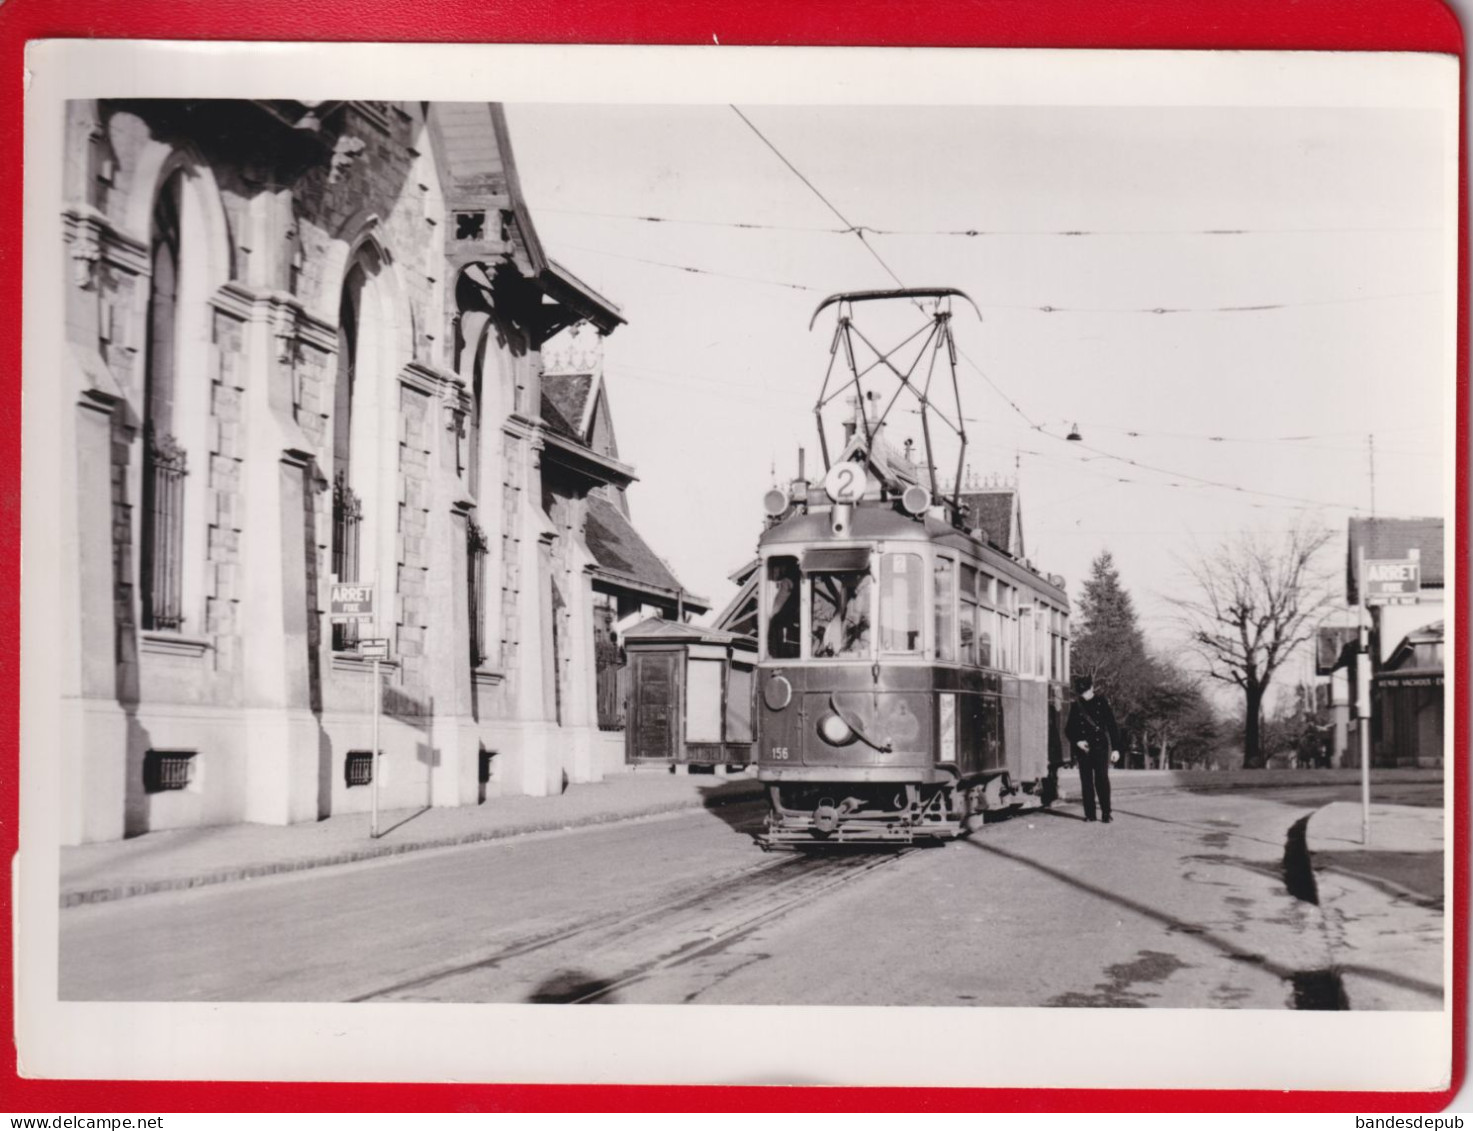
[{"left": 60, "top": 780, "right": 1442, "bottom": 1009}]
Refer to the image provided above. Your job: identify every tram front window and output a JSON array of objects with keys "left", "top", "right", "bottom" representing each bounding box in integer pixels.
[
  {"left": 765, "top": 556, "right": 801, "bottom": 659},
  {"left": 810, "top": 570, "right": 872, "bottom": 658},
  {"left": 880, "top": 552, "right": 922, "bottom": 653}
]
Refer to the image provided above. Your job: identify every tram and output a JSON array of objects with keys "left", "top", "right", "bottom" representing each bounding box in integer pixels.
[{"left": 755, "top": 289, "right": 1071, "bottom": 847}]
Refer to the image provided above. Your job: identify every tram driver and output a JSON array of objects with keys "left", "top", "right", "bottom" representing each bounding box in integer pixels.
[{"left": 811, "top": 570, "right": 872, "bottom": 658}]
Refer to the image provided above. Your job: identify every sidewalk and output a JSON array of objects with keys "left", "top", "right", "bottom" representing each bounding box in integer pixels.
[
  {"left": 1307, "top": 800, "right": 1445, "bottom": 1010},
  {"left": 60, "top": 769, "right": 765, "bottom": 908}
]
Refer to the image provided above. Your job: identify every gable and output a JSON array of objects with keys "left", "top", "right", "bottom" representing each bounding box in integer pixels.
[
  {"left": 958, "top": 489, "right": 1020, "bottom": 555},
  {"left": 587, "top": 381, "right": 620, "bottom": 461}
]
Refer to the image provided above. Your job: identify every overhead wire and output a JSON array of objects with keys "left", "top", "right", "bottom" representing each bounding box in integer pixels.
[
  {"left": 556, "top": 240, "right": 1437, "bottom": 315},
  {"left": 555, "top": 242, "right": 821, "bottom": 292},
  {"left": 730, "top": 106, "right": 908, "bottom": 290},
  {"left": 725, "top": 104, "right": 1405, "bottom": 516},
  {"left": 537, "top": 205, "right": 1438, "bottom": 241}
]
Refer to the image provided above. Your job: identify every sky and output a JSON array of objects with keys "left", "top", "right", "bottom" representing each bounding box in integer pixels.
[{"left": 504, "top": 100, "right": 1450, "bottom": 676}]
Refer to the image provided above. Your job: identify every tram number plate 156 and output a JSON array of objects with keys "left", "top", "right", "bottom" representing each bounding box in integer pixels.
[{"left": 770, "top": 746, "right": 790, "bottom": 760}]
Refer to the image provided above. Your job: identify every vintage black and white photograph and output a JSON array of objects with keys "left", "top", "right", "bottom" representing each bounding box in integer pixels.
[{"left": 18, "top": 42, "right": 1457, "bottom": 1088}]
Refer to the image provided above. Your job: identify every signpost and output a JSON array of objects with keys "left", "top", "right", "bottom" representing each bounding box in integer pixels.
[
  {"left": 1352, "top": 551, "right": 1423, "bottom": 845},
  {"left": 1355, "top": 549, "right": 1372, "bottom": 846},
  {"left": 331, "top": 582, "right": 382, "bottom": 838}
]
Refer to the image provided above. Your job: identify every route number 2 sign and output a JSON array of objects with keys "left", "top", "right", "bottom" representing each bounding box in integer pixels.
[{"left": 824, "top": 462, "right": 869, "bottom": 504}]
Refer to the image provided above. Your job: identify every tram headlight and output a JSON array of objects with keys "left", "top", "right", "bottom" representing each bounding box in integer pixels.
[{"left": 817, "top": 712, "right": 857, "bottom": 746}]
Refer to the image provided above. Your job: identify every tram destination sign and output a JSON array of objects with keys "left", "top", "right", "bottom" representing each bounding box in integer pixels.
[
  {"left": 330, "top": 583, "right": 375, "bottom": 623},
  {"left": 1363, "top": 558, "right": 1421, "bottom": 605}
]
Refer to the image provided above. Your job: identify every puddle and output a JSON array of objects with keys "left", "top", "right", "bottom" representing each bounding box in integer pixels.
[
  {"left": 1047, "top": 949, "right": 1189, "bottom": 1008},
  {"left": 1291, "top": 968, "right": 1349, "bottom": 1010}
]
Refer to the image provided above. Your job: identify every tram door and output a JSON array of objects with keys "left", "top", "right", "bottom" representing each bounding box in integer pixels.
[
  {"left": 1013, "top": 604, "right": 1050, "bottom": 783},
  {"left": 627, "top": 649, "right": 680, "bottom": 764}
]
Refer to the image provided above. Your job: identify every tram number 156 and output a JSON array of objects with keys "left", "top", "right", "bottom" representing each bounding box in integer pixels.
[{"left": 770, "top": 746, "right": 790, "bottom": 760}]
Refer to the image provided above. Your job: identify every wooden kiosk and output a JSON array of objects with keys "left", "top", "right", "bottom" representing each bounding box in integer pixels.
[{"left": 622, "top": 618, "right": 757, "bottom": 769}]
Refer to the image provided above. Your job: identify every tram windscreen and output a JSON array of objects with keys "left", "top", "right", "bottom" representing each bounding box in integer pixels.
[
  {"left": 765, "top": 556, "right": 801, "bottom": 659},
  {"left": 810, "top": 569, "right": 872, "bottom": 658},
  {"left": 880, "top": 553, "right": 922, "bottom": 653}
]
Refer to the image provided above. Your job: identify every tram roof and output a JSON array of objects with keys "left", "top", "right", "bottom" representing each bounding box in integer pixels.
[{"left": 758, "top": 503, "right": 1068, "bottom": 604}]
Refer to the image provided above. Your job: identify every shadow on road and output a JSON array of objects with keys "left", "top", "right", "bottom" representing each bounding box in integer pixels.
[
  {"left": 960, "top": 835, "right": 1341, "bottom": 1009},
  {"left": 377, "top": 806, "right": 433, "bottom": 838},
  {"left": 1106, "top": 805, "right": 1285, "bottom": 852},
  {"left": 525, "top": 968, "right": 621, "bottom": 1004},
  {"left": 1038, "top": 808, "right": 1089, "bottom": 823},
  {"left": 697, "top": 779, "right": 768, "bottom": 843}
]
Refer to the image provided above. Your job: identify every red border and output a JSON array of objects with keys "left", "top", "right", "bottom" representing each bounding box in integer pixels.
[{"left": 0, "top": 0, "right": 1464, "bottom": 1114}]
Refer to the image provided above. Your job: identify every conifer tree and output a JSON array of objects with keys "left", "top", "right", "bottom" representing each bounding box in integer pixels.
[{"left": 1072, "top": 550, "right": 1150, "bottom": 712}]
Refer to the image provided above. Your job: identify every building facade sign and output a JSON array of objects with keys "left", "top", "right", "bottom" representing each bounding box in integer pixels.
[
  {"left": 1362, "top": 558, "right": 1421, "bottom": 605},
  {"left": 330, "top": 584, "right": 375, "bottom": 623}
]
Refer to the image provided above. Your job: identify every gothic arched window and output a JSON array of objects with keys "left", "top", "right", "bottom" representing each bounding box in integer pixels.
[
  {"left": 331, "top": 262, "right": 367, "bottom": 649},
  {"left": 140, "top": 172, "right": 186, "bottom": 631}
]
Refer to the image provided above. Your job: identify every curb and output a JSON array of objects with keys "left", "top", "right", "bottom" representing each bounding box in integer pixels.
[
  {"left": 1105, "top": 769, "right": 1442, "bottom": 794},
  {"left": 61, "top": 783, "right": 765, "bottom": 909},
  {"left": 1279, "top": 809, "right": 1352, "bottom": 1010}
]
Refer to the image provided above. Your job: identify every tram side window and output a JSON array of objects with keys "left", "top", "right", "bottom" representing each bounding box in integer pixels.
[
  {"left": 978, "top": 572, "right": 995, "bottom": 668},
  {"left": 765, "top": 556, "right": 801, "bottom": 660},
  {"left": 1036, "top": 605, "right": 1049, "bottom": 677},
  {"left": 997, "top": 583, "right": 1013, "bottom": 672},
  {"left": 934, "top": 557, "right": 956, "bottom": 663},
  {"left": 959, "top": 563, "right": 979, "bottom": 665},
  {"left": 811, "top": 568, "right": 872, "bottom": 658},
  {"left": 1019, "top": 606, "right": 1036, "bottom": 676},
  {"left": 880, "top": 553, "right": 923, "bottom": 653},
  {"left": 1049, "top": 609, "right": 1059, "bottom": 681}
]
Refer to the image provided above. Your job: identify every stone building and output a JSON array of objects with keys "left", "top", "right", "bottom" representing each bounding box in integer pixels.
[{"left": 58, "top": 99, "right": 698, "bottom": 844}]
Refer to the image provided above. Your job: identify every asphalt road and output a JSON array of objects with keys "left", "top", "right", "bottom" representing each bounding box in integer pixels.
[{"left": 59, "top": 780, "right": 1442, "bottom": 1007}]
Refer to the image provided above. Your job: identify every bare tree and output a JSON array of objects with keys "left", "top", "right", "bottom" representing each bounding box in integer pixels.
[
  {"left": 1135, "top": 657, "right": 1218, "bottom": 769},
  {"left": 1171, "top": 524, "right": 1335, "bottom": 769}
]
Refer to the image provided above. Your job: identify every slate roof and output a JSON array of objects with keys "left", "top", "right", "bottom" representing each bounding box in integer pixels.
[
  {"left": 586, "top": 494, "right": 709, "bottom": 613},
  {"left": 1346, "top": 517, "right": 1445, "bottom": 603},
  {"left": 957, "top": 489, "right": 1019, "bottom": 555},
  {"left": 543, "top": 373, "right": 594, "bottom": 436},
  {"left": 540, "top": 373, "right": 593, "bottom": 442}
]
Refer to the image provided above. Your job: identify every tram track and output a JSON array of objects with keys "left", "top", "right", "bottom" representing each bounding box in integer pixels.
[{"left": 355, "top": 844, "right": 915, "bottom": 1004}]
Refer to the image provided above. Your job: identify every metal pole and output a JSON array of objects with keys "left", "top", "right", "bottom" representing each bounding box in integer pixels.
[
  {"left": 1357, "top": 546, "right": 1371, "bottom": 846},
  {"left": 371, "top": 652, "right": 381, "bottom": 839},
  {"left": 370, "top": 568, "right": 382, "bottom": 840}
]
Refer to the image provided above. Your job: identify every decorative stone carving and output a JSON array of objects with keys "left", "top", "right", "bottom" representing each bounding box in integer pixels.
[{"left": 328, "top": 135, "right": 366, "bottom": 185}]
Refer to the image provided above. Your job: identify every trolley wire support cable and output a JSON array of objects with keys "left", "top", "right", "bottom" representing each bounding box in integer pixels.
[{"left": 728, "top": 102, "right": 1409, "bottom": 517}]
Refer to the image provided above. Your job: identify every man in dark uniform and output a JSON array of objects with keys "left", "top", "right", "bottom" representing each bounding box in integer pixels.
[{"left": 1065, "top": 675, "right": 1123, "bottom": 823}]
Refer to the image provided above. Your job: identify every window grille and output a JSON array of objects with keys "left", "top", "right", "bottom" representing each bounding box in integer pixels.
[
  {"left": 143, "top": 749, "right": 195, "bottom": 793},
  {"left": 332, "top": 471, "right": 363, "bottom": 650},
  {"left": 141, "top": 426, "right": 188, "bottom": 631},
  {"left": 345, "top": 750, "right": 374, "bottom": 788},
  {"left": 467, "top": 517, "right": 489, "bottom": 668}
]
